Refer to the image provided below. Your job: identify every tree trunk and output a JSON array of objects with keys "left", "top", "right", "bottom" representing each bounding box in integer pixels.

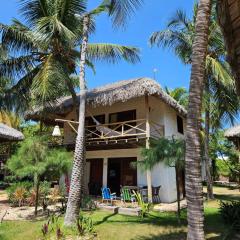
[
  {"left": 185, "top": 0, "right": 211, "bottom": 239},
  {"left": 34, "top": 173, "right": 40, "bottom": 217},
  {"left": 175, "top": 166, "right": 181, "bottom": 224},
  {"left": 204, "top": 80, "right": 214, "bottom": 199},
  {"left": 64, "top": 16, "right": 90, "bottom": 226}
]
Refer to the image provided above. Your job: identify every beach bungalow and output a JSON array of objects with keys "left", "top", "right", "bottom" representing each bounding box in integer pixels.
[
  {"left": 26, "top": 77, "right": 187, "bottom": 203},
  {"left": 0, "top": 123, "right": 24, "bottom": 181}
]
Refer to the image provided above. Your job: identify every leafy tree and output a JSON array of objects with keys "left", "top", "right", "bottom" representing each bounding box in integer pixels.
[
  {"left": 7, "top": 136, "right": 72, "bottom": 216},
  {"left": 209, "top": 130, "right": 240, "bottom": 182},
  {"left": 150, "top": 2, "right": 240, "bottom": 200},
  {"left": 140, "top": 137, "right": 185, "bottom": 223}
]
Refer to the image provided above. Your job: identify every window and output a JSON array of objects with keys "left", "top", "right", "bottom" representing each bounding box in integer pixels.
[
  {"left": 109, "top": 110, "right": 136, "bottom": 130},
  {"left": 177, "top": 115, "right": 184, "bottom": 134},
  {"left": 85, "top": 114, "right": 105, "bottom": 126}
]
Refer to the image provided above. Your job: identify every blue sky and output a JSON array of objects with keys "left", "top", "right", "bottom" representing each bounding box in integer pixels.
[{"left": 0, "top": 0, "right": 195, "bottom": 90}]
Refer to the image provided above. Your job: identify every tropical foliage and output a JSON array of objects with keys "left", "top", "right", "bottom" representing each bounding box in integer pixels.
[
  {"left": 0, "top": 0, "right": 141, "bottom": 113},
  {"left": 7, "top": 136, "right": 72, "bottom": 215}
]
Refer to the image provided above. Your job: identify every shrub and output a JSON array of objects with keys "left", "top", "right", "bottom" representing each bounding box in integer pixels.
[
  {"left": 6, "top": 182, "right": 33, "bottom": 206},
  {"left": 133, "top": 190, "right": 151, "bottom": 218},
  {"left": 77, "top": 214, "right": 94, "bottom": 235},
  {"left": 220, "top": 200, "right": 240, "bottom": 229}
]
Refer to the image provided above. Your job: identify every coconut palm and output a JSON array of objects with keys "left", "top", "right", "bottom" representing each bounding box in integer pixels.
[
  {"left": 0, "top": 0, "right": 140, "bottom": 114},
  {"left": 150, "top": 3, "right": 240, "bottom": 200},
  {"left": 62, "top": 0, "right": 142, "bottom": 226},
  {"left": 151, "top": 0, "right": 212, "bottom": 238},
  {"left": 185, "top": 1, "right": 212, "bottom": 238}
]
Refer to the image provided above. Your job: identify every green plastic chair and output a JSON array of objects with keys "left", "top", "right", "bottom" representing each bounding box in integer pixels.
[{"left": 121, "top": 187, "right": 136, "bottom": 204}]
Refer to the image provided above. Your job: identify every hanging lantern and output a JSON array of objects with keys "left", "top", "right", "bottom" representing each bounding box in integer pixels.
[{"left": 52, "top": 125, "right": 61, "bottom": 137}]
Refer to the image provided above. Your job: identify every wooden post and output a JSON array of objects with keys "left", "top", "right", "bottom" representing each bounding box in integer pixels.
[{"left": 145, "top": 95, "right": 153, "bottom": 203}]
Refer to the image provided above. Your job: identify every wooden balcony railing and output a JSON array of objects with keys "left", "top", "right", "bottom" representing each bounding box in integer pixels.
[
  {"left": 51, "top": 119, "right": 165, "bottom": 147},
  {"left": 85, "top": 119, "right": 164, "bottom": 141}
]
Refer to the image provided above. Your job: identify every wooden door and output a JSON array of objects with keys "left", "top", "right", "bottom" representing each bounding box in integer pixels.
[{"left": 88, "top": 159, "right": 103, "bottom": 195}]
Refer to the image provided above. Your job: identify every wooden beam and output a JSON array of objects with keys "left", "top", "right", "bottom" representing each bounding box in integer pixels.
[{"left": 145, "top": 95, "right": 153, "bottom": 203}]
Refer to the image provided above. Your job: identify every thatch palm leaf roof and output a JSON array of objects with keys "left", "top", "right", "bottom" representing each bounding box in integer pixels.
[
  {"left": 25, "top": 78, "right": 187, "bottom": 122},
  {"left": 0, "top": 123, "right": 24, "bottom": 142}
]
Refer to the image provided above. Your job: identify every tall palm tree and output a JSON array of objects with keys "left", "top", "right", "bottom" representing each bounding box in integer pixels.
[
  {"left": 151, "top": 0, "right": 212, "bottom": 238},
  {"left": 185, "top": 0, "right": 211, "bottom": 238},
  {"left": 0, "top": 0, "right": 140, "bottom": 114},
  {"left": 150, "top": 3, "right": 239, "bottom": 200},
  {"left": 62, "top": 0, "right": 142, "bottom": 226}
]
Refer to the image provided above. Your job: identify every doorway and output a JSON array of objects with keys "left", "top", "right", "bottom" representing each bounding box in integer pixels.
[
  {"left": 107, "top": 157, "right": 137, "bottom": 195},
  {"left": 88, "top": 159, "right": 103, "bottom": 196}
]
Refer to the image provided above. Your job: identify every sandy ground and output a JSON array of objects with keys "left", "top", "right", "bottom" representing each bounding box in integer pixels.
[
  {"left": 0, "top": 190, "right": 63, "bottom": 221},
  {"left": 0, "top": 189, "right": 187, "bottom": 221}
]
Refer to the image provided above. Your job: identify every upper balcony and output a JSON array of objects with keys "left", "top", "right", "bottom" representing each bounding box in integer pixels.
[{"left": 49, "top": 119, "right": 164, "bottom": 151}]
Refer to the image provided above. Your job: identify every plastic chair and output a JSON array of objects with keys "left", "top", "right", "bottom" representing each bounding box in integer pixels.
[{"left": 101, "top": 187, "right": 117, "bottom": 205}]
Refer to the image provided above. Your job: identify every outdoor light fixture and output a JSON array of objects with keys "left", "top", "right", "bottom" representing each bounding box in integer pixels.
[{"left": 52, "top": 125, "right": 61, "bottom": 137}]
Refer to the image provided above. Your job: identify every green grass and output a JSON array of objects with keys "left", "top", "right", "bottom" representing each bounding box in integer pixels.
[{"left": 0, "top": 186, "right": 239, "bottom": 240}]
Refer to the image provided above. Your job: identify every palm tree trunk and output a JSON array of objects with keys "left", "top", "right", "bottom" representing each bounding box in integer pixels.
[
  {"left": 185, "top": 0, "right": 211, "bottom": 239},
  {"left": 175, "top": 166, "right": 181, "bottom": 224},
  {"left": 64, "top": 16, "right": 90, "bottom": 226},
  {"left": 204, "top": 79, "right": 214, "bottom": 199}
]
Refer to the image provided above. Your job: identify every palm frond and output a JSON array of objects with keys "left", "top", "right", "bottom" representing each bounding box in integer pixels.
[
  {"left": 104, "top": 0, "right": 143, "bottom": 27},
  {"left": 86, "top": 43, "right": 140, "bottom": 64},
  {"left": 0, "top": 20, "right": 36, "bottom": 54}
]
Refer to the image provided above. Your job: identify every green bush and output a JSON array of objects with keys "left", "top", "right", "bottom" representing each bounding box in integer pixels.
[{"left": 220, "top": 200, "right": 240, "bottom": 229}]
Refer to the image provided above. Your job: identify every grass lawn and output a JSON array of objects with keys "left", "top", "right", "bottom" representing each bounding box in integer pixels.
[{"left": 0, "top": 186, "right": 239, "bottom": 240}]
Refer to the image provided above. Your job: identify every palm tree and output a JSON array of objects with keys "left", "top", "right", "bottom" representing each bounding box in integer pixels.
[
  {"left": 184, "top": 0, "right": 211, "bottom": 238},
  {"left": 150, "top": 3, "right": 239, "bottom": 200},
  {"left": 0, "top": 0, "right": 140, "bottom": 114},
  {"left": 152, "top": 0, "right": 212, "bottom": 238},
  {"left": 164, "top": 87, "right": 188, "bottom": 108},
  {"left": 63, "top": 1, "right": 142, "bottom": 226}
]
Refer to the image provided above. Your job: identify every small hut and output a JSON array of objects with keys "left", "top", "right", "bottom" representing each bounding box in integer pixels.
[
  {"left": 217, "top": 0, "right": 240, "bottom": 93},
  {"left": 224, "top": 125, "right": 240, "bottom": 150},
  {"left": 0, "top": 123, "right": 24, "bottom": 143},
  {"left": 0, "top": 123, "right": 24, "bottom": 181}
]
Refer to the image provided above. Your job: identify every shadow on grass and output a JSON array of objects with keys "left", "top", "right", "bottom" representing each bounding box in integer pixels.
[
  {"left": 94, "top": 211, "right": 187, "bottom": 228},
  {"left": 94, "top": 212, "right": 118, "bottom": 226},
  {"left": 214, "top": 194, "right": 240, "bottom": 201},
  {"left": 131, "top": 231, "right": 186, "bottom": 240}
]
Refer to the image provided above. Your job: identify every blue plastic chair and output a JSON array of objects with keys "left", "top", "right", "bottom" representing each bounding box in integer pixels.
[{"left": 101, "top": 187, "right": 117, "bottom": 204}]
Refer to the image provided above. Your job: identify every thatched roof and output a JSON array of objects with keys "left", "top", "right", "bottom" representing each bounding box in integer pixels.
[
  {"left": 25, "top": 77, "right": 187, "bottom": 122},
  {"left": 217, "top": 0, "right": 240, "bottom": 93},
  {"left": 224, "top": 125, "right": 240, "bottom": 138},
  {"left": 0, "top": 123, "right": 24, "bottom": 142}
]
